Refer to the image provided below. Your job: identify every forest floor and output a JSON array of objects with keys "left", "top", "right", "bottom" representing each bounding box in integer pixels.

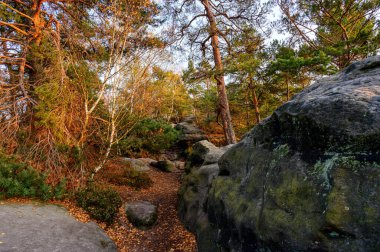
[
  {"left": 1, "top": 157, "right": 197, "bottom": 252},
  {"left": 71, "top": 157, "right": 197, "bottom": 252},
  {"left": 95, "top": 158, "right": 197, "bottom": 252}
]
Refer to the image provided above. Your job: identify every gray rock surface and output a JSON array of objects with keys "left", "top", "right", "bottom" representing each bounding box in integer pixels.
[
  {"left": 265, "top": 56, "right": 380, "bottom": 161},
  {"left": 178, "top": 140, "right": 234, "bottom": 250},
  {"left": 0, "top": 203, "right": 117, "bottom": 252},
  {"left": 179, "top": 56, "right": 380, "bottom": 251},
  {"left": 182, "top": 115, "right": 197, "bottom": 124},
  {"left": 159, "top": 152, "right": 178, "bottom": 161},
  {"left": 151, "top": 160, "right": 176, "bottom": 172},
  {"left": 174, "top": 161, "right": 185, "bottom": 170},
  {"left": 124, "top": 158, "right": 151, "bottom": 172},
  {"left": 138, "top": 158, "right": 157, "bottom": 165},
  {"left": 175, "top": 117, "right": 207, "bottom": 145},
  {"left": 125, "top": 201, "right": 157, "bottom": 229},
  {"left": 186, "top": 140, "right": 234, "bottom": 168}
]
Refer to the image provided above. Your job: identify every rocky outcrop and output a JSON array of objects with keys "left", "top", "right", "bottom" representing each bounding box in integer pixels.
[
  {"left": 179, "top": 56, "right": 380, "bottom": 251},
  {"left": 0, "top": 203, "right": 117, "bottom": 251},
  {"left": 185, "top": 140, "right": 233, "bottom": 169},
  {"left": 125, "top": 201, "right": 158, "bottom": 229},
  {"left": 178, "top": 140, "right": 234, "bottom": 251},
  {"left": 175, "top": 116, "right": 207, "bottom": 148}
]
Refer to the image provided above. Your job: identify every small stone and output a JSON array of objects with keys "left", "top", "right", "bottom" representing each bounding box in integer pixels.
[
  {"left": 152, "top": 160, "right": 176, "bottom": 172},
  {"left": 125, "top": 201, "right": 157, "bottom": 229},
  {"left": 123, "top": 158, "right": 151, "bottom": 172},
  {"left": 138, "top": 158, "right": 157, "bottom": 165},
  {"left": 174, "top": 161, "right": 185, "bottom": 170}
]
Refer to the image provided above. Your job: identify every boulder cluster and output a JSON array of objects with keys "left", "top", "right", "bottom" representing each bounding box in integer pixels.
[{"left": 179, "top": 56, "right": 380, "bottom": 251}]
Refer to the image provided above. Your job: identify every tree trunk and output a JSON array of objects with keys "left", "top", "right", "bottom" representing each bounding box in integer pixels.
[
  {"left": 27, "top": 1, "right": 46, "bottom": 133},
  {"left": 90, "top": 111, "right": 116, "bottom": 181},
  {"left": 202, "top": 0, "right": 236, "bottom": 144},
  {"left": 286, "top": 75, "right": 290, "bottom": 102},
  {"left": 252, "top": 89, "right": 260, "bottom": 124},
  {"left": 248, "top": 76, "right": 261, "bottom": 124}
]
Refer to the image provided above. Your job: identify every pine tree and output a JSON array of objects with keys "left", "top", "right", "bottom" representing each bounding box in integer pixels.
[
  {"left": 164, "top": 0, "right": 268, "bottom": 144},
  {"left": 277, "top": 0, "right": 380, "bottom": 69},
  {"left": 266, "top": 41, "right": 331, "bottom": 102}
]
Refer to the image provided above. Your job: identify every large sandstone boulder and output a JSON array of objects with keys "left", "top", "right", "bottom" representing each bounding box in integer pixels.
[
  {"left": 0, "top": 203, "right": 117, "bottom": 251},
  {"left": 178, "top": 140, "right": 234, "bottom": 250},
  {"left": 179, "top": 56, "right": 380, "bottom": 251}
]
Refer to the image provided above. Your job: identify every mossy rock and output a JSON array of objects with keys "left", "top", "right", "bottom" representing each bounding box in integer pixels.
[
  {"left": 152, "top": 160, "right": 175, "bottom": 172},
  {"left": 179, "top": 57, "right": 380, "bottom": 252}
]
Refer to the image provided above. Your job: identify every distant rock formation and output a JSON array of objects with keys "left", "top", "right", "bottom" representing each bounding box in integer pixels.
[
  {"left": 175, "top": 116, "right": 207, "bottom": 148},
  {"left": 179, "top": 56, "right": 380, "bottom": 251}
]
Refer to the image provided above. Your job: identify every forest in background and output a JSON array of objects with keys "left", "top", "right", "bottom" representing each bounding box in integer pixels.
[{"left": 0, "top": 0, "right": 379, "bottom": 188}]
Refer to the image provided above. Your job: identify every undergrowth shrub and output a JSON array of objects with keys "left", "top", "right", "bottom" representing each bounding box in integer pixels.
[
  {"left": 108, "top": 168, "right": 153, "bottom": 189},
  {"left": 118, "top": 118, "right": 179, "bottom": 155},
  {"left": 0, "top": 154, "right": 66, "bottom": 201},
  {"left": 75, "top": 185, "right": 122, "bottom": 225}
]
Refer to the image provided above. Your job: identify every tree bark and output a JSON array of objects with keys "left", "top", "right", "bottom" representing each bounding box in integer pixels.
[
  {"left": 248, "top": 77, "right": 261, "bottom": 124},
  {"left": 202, "top": 0, "right": 236, "bottom": 144},
  {"left": 286, "top": 74, "right": 290, "bottom": 102}
]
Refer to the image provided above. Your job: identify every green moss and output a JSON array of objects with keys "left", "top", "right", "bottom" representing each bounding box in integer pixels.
[
  {"left": 199, "top": 144, "right": 379, "bottom": 251},
  {"left": 325, "top": 186, "right": 352, "bottom": 228},
  {"left": 324, "top": 157, "right": 380, "bottom": 233},
  {"left": 261, "top": 209, "right": 322, "bottom": 245},
  {"left": 364, "top": 206, "right": 379, "bottom": 224},
  {"left": 209, "top": 177, "right": 253, "bottom": 226},
  {"left": 210, "top": 177, "right": 237, "bottom": 201},
  {"left": 271, "top": 176, "right": 319, "bottom": 212},
  {"left": 154, "top": 160, "right": 175, "bottom": 172},
  {"left": 178, "top": 172, "right": 200, "bottom": 200},
  {"left": 183, "top": 189, "right": 197, "bottom": 204},
  {"left": 263, "top": 171, "right": 324, "bottom": 244}
]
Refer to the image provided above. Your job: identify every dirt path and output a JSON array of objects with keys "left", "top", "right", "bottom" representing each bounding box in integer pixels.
[{"left": 97, "top": 158, "right": 197, "bottom": 252}]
